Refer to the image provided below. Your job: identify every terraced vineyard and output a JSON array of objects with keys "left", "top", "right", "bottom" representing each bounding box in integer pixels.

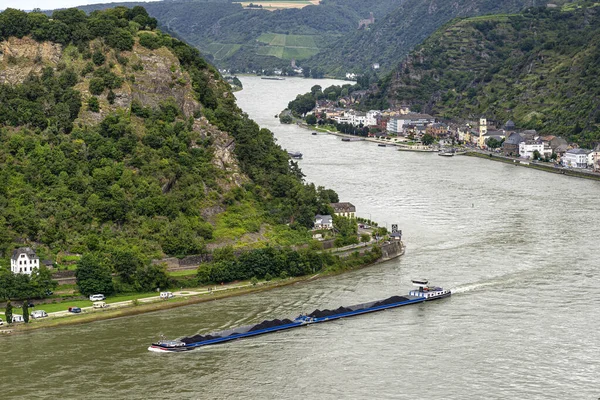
[
  {"left": 206, "top": 43, "right": 243, "bottom": 60},
  {"left": 256, "top": 33, "right": 319, "bottom": 60}
]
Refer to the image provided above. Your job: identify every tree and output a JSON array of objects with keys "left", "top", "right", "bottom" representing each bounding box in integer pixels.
[
  {"left": 75, "top": 253, "right": 114, "bottom": 296},
  {"left": 112, "top": 248, "right": 144, "bottom": 284},
  {"left": 5, "top": 301, "right": 12, "bottom": 324},
  {"left": 486, "top": 137, "right": 504, "bottom": 149},
  {"left": 305, "top": 114, "right": 317, "bottom": 125},
  {"left": 279, "top": 114, "right": 293, "bottom": 124},
  {"left": 361, "top": 233, "right": 371, "bottom": 243},
  {"left": 532, "top": 150, "right": 541, "bottom": 160},
  {"left": 421, "top": 134, "right": 435, "bottom": 146},
  {"left": 22, "top": 301, "right": 29, "bottom": 323}
]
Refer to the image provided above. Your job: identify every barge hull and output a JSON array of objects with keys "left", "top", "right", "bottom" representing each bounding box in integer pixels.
[{"left": 149, "top": 296, "right": 437, "bottom": 352}]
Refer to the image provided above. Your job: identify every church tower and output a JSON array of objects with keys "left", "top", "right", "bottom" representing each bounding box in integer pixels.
[{"left": 478, "top": 117, "right": 487, "bottom": 148}]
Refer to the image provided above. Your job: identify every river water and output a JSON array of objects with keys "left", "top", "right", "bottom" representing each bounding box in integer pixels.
[{"left": 2, "top": 76, "right": 598, "bottom": 399}]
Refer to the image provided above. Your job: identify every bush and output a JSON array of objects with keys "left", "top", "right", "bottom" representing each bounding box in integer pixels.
[
  {"left": 81, "top": 62, "right": 95, "bottom": 77},
  {"left": 280, "top": 114, "right": 293, "bottom": 124},
  {"left": 92, "top": 50, "right": 105, "bottom": 66},
  {"left": 89, "top": 78, "right": 105, "bottom": 95},
  {"left": 107, "top": 89, "right": 116, "bottom": 105},
  {"left": 88, "top": 96, "right": 100, "bottom": 112}
]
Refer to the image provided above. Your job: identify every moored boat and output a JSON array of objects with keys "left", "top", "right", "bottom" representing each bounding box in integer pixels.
[
  {"left": 287, "top": 151, "right": 303, "bottom": 159},
  {"left": 148, "top": 279, "right": 451, "bottom": 352}
]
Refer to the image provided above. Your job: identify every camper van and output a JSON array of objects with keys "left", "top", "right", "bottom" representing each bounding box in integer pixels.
[
  {"left": 93, "top": 302, "right": 108, "bottom": 309},
  {"left": 159, "top": 292, "right": 174, "bottom": 299},
  {"left": 31, "top": 310, "right": 48, "bottom": 319},
  {"left": 12, "top": 315, "right": 25, "bottom": 323}
]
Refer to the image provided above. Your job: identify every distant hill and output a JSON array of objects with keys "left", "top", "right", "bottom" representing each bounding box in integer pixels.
[
  {"left": 304, "top": 0, "right": 537, "bottom": 76},
  {"left": 0, "top": 6, "right": 334, "bottom": 261},
  {"left": 365, "top": 3, "right": 600, "bottom": 146},
  {"left": 74, "top": 0, "right": 406, "bottom": 73}
]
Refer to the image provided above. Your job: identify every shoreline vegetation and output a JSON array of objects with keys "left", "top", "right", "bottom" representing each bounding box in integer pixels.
[{"left": 1, "top": 242, "right": 404, "bottom": 335}]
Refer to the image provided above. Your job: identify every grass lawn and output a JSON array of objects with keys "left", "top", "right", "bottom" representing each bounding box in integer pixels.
[{"left": 168, "top": 269, "right": 197, "bottom": 277}]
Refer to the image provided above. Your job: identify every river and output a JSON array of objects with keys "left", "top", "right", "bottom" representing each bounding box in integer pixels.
[{"left": 2, "top": 76, "right": 598, "bottom": 399}]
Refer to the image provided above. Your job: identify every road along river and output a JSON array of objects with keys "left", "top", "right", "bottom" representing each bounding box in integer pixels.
[{"left": 1, "top": 76, "right": 598, "bottom": 400}]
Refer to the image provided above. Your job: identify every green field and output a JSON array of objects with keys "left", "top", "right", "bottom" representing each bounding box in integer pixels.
[{"left": 256, "top": 33, "right": 319, "bottom": 60}]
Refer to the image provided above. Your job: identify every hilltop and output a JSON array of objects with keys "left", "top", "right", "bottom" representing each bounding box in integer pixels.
[
  {"left": 0, "top": 6, "right": 335, "bottom": 265},
  {"left": 363, "top": 3, "right": 600, "bottom": 146}
]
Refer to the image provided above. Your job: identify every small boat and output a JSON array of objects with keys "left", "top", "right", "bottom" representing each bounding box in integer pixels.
[
  {"left": 438, "top": 151, "right": 454, "bottom": 157},
  {"left": 148, "top": 279, "right": 450, "bottom": 352},
  {"left": 287, "top": 151, "right": 303, "bottom": 159},
  {"left": 378, "top": 144, "right": 386, "bottom": 147},
  {"left": 261, "top": 76, "right": 285, "bottom": 80},
  {"left": 312, "top": 132, "right": 318, "bottom": 135}
]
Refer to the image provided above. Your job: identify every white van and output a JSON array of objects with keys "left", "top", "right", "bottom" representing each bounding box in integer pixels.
[
  {"left": 159, "top": 292, "right": 174, "bottom": 299},
  {"left": 93, "top": 301, "right": 108, "bottom": 309},
  {"left": 12, "top": 315, "right": 25, "bottom": 323}
]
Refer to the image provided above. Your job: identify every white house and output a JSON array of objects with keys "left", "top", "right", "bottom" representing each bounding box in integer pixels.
[
  {"left": 366, "top": 110, "right": 380, "bottom": 126},
  {"left": 519, "top": 140, "right": 552, "bottom": 159},
  {"left": 350, "top": 111, "right": 367, "bottom": 127},
  {"left": 562, "top": 148, "right": 591, "bottom": 168},
  {"left": 11, "top": 247, "right": 40, "bottom": 275},
  {"left": 387, "top": 113, "right": 435, "bottom": 134},
  {"left": 314, "top": 214, "right": 333, "bottom": 230}
]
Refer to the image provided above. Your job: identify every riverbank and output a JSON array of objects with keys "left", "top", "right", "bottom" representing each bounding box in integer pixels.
[
  {"left": 1, "top": 242, "right": 404, "bottom": 335},
  {"left": 466, "top": 151, "right": 600, "bottom": 181}
]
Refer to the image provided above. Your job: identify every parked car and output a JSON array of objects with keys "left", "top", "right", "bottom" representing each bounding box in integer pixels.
[
  {"left": 93, "top": 302, "right": 108, "bottom": 309},
  {"left": 12, "top": 315, "right": 25, "bottom": 323},
  {"left": 31, "top": 310, "right": 48, "bottom": 319},
  {"left": 68, "top": 307, "right": 82, "bottom": 313},
  {"left": 159, "top": 291, "right": 174, "bottom": 299},
  {"left": 89, "top": 294, "right": 105, "bottom": 301}
]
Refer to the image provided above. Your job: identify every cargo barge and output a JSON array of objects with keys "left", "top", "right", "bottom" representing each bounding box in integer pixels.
[{"left": 148, "top": 279, "right": 450, "bottom": 353}]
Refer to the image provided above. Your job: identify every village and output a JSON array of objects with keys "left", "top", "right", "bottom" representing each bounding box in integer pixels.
[{"left": 309, "top": 100, "right": 600, "bottom": 171}]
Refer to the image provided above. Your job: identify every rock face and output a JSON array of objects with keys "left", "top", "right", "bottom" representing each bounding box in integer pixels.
[
  {"left": 0, "top": 35, "right": 247, "bottom": 191},
  {"left": 0, "top": 37, "right": 62, "bottom": 85},
  {"left": 131, "top": 45, "right": 199, "bottom": 117}
]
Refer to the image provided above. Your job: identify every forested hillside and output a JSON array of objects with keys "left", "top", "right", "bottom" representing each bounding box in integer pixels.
[
  {"left": 305, "top": 0, "right": 536, "bottom": 76},
  {"left": 0, "top": 6, "right": 335, "bottom": 266},
  {"left": 366, "top": 3, "right": 600, "bottom": 146}
]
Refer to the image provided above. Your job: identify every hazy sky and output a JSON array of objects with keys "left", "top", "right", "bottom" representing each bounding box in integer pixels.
[{"left": 1, "top": 0, "right": 161, "bottom": 12}]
